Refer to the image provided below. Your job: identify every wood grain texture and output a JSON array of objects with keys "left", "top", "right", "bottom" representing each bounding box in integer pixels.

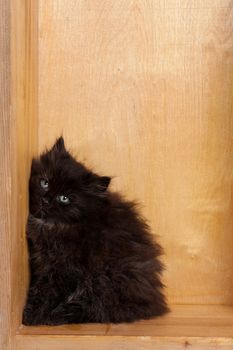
[
  {"left": 16, "top": 306, "right": 233, "bottom": 349},
  {"left": 0, "top": 1, "right": 38, "bottom": 349},
  {"left": 18, "top": 305, "right": 233, "bottom": 338},
  {"left": 1, "top": 1, "right": 233, "bottom": 349},
  {"left": 10, "top": 1, "right": 38, "bottom": 343},
  {"left": 10, "top": 0, "right": 38, "bottom": 338},
  {"left": 0, "top": 2, "right": 13, "bottom": 349},
  {"left": 15, "top": 335, "right": 233, "bottom": 350},
  {"left": 38, "top": 0, "right": 233, "bottom": 304}
]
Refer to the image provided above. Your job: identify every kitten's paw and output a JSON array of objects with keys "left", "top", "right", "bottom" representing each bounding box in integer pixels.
[
  {"left": 51, "top": 303, "right": 66, "bottom": 315},
  {"left": 49, "top": 303, "right": 78, "bottom": 325},
  {"left": 22, "top": 309, "right": 41, "bottom": 326}
]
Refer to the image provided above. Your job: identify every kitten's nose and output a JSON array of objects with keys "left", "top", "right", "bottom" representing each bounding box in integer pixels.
[{"left": 42, "top": 197, "right": 49, "bottom": 204}]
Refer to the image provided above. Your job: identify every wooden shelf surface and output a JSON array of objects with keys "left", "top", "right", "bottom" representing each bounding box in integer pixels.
[{"left": 18, "top": 305, "right": 233, "bottom": 349}]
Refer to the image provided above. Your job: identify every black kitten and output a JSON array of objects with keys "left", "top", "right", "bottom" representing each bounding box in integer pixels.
[{"left": 23, "top": 137, "right": 168, "bottom": 325}]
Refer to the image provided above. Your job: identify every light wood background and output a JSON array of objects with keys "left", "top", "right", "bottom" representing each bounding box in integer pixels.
[
  {"left": 38, "top": 0, "right": 233, "bottom": 305},
  {"left": 0, "top": 1, "right": 38, "bottom": 349},
  {"left": 0, "top": 1, "right": 12, "bottom": 348},
  {"left": 1, "top": 1, "right": 233, "bottom": 349}
]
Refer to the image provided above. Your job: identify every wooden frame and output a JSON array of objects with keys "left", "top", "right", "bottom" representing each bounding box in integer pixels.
[{"left": 1, "top": 1, "right": 233, "bottom": 349}]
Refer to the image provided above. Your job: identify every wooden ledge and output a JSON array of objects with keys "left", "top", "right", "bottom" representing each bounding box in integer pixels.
[
  {"left": 18, "top": 304, "right": 233, "bottom": 337},
  {"left": 16, "top": 305, "right": 233, "bottom": 349}
]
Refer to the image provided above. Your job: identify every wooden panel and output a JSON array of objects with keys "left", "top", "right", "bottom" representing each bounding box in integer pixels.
[
  {"left": 0, "top": 1, "right": 38, "bottom": 349},
  {"left": 15, "top": 335, "right": 233, "bottom": 350},
  {"left": 0, "top": 1, "right": 13, "bottom": 349},
  {"left": 10, "top": 0, "right": 38, "bottom": 337},
  {"left": 1, "top": 1, "right": 233, "bottom": 349},
  {"left": 16, "top": 304, "right": 233, "bottom": 349},
  {"left": 16, "top": 305, "right": 233, "bottom": 349},
  {"left": 18, "top": 305, "right": 233, "bottom": 338},
  {"left": 38, "top": 0, "right": 233, "bottom": 304}
]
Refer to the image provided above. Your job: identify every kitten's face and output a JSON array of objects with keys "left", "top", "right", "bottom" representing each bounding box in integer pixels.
[{"left": 29, "top": 137, "right": 110, "bottom": 224}]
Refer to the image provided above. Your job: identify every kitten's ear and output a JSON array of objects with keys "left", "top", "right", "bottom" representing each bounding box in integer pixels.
[
  {"left": 96, "top": 176, "right": 111, "bottom": 191},
  {"left": 84, "top": 174, "right": 111, "bottom": 195},
  {"left": 30, "top": 158, "right": 41, "bottom": 175},
  {"left": 51, "top": 136, "right": 66, "bottom": 153}
]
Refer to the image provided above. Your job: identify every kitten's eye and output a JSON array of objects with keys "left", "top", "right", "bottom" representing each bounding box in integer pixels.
[
  {"left": 40, "top": 179, "right": 49, "bottom": 190},
  {"left": 56, "top": 195, "right": 70, "bottom": 205}
]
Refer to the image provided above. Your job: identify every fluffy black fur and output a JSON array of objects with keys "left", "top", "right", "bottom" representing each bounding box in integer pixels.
[{"left": 23, "top": 137, "right": 168, "bottom": 325}]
